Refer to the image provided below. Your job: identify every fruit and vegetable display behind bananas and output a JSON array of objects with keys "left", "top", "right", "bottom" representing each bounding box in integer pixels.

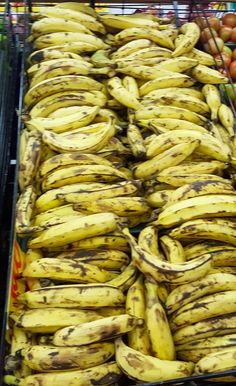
[{"left": 5, "top": 3, "right": 236, "bottom": 386}]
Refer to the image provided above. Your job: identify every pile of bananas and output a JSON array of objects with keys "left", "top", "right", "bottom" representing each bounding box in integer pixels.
[{"left": 4, "top": 3, "right": 236, "bottom": 386}]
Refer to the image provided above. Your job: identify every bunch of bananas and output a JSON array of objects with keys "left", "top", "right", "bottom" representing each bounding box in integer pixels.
[{"left": 4, "top": 3, "right": 236, "bottom": 386}]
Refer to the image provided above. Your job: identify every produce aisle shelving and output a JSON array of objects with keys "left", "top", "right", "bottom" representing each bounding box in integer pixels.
[{"left": 2, "top": 1, "right": 236, "bottom": 386}]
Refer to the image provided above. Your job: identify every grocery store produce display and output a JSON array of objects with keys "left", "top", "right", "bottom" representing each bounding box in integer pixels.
[{"left": 4, "top": 3, "right": 236, "bottom": 385}]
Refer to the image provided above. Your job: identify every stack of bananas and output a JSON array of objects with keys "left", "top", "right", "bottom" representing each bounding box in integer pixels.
[{"left": 4, "top": 3, "right": 236, "bottom": 386}]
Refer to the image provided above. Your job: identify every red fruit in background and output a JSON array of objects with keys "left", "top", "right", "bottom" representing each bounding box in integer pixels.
[
  {"left": 215, "top": 52, "right": 231, "bottom": 68},
  {"left": 223, "top": 45, "right": 233, "bottom": 57},
  {"left": 207, "top": 37, "right": 224, "bottom": 54},
  {"left": 230, "top": 27, "right": 236, "bottom": 42},
  {"left": 229, "top": 61, "right": 236, "bottom": 80},
  {"left": 222, "top": 13, "right": 236, "bottom": 28},
  {"left": 208, "top": 16, "right": 221, "bottom": 31},
  {"left": 201, "top": 27, "right": 217, "bottom": 43},
  {"left": 232, "top": 48, "right": 236, "bottom": 60},
  {"left": 219, "top": 25, "right": 233, "bottom": 42}
]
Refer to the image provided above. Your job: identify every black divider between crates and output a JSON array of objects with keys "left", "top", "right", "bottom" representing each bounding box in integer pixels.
[{"left": 2, "top": 1, "right": 236, "bottom": 385}]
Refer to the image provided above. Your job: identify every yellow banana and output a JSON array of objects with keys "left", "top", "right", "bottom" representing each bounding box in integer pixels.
[
  {"left": 137, "top": 118, "right": 208, "bottom": 134},
  {"left": 184, "top": 240, "right": 235, "bottom": 260},
  {"left": 195, "top": 347, "right": 236, "bottom": 376},
  {"left": 191, "top": 64, "right": 228, "bottom": 84},
  {"left": 28, "top": 47, "right": 84, "bottom": 65},
  {"left": 160, "top": 235, "right": 186, "bottom": 263},
  {"left": 202, "top": 84, "right": 221, "bottom": 121},
  {"left": 31, "top": 17, "right": 93, "bottom": 37},
  {"left": 155, "top": 56, "right": 198, "bottom": 72},
  {"left": 107, "top": 76, "right": 141, "bottom": 109},
  {"left": 142, "top": 87, "right": 204, "bottom": 101},
  {"left": 146, "top": 189, "right": 174, "bottom": 208},
  {"left": 15, "top": 186, "right": 37, "bottom": 236},
  {"left": 218, "top": 103, "right": 235, "bottom": 136},
  {"left": 127, "top": 124, "right": 146, "bottom": 159},
  {"left": 185, "top": 47, "right": 216, "bottom": 66},
  {"left": 55, "top": 2, "right": 97, "bottom": 17},
  {"left": 172, "top": 22, "right": 200, "bottom": 57},
  {"left": 156, "top": 173, "right": 230, "bottom": 187},
  {"left": 106, "top": 262, "right": 137, "bottom": 292},
  {"left": 138, "top": 225, "right": 162, "bottom": 259}
]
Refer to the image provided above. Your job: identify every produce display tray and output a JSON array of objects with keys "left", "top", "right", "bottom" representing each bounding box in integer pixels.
[{"left": 2, "top": 1, "right": 236, "bottom": 386}]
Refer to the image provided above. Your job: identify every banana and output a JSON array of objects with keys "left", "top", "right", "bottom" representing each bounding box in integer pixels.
[
  {"left": 13, "top": 308, "right": 102, "bottom": 333},
  {"left": 15, "top": 186, "right": 37, "bottom": 236},
  {"left": 19, "top": 129, "right": 29, "bottom": 165},
  {"left": 202, "top": 84, "right": 221, "bottom": 121},
  {"left": 157, "top": 173, "right": 230, "bottom": 187},
  {"left": 160, "top": 235, "right": 186, "bottom": 263},
  {"left": 100, "top": 15, "right": 160, "bottom": 31},
  {"left": 127, "top": 124, "right": 146, "bottom": 159},
  {"left": 22, "top": 342, "right": 114, "bottom": 372},
  {"left": 156, "top": 194, "right": 236, "bottom": 228},
  {"left": 24, "top": 75, "right": 103, "bottom": 109},
  {"left": 18, "top": 130, "right": 41, "bottom": 191},
  {"left": 91, "top": 49, "right": 114, "bottom": 68},
  {"left": 144, "top": 277, "right": 175, "bottom": 360},
  {"left": 106, "top": 262, "right": 137, "bottom": 292},
  {"left": 121, "top": 227, "right": 212, "bottom": 285},
  {"left": 159, "top": 161, "right": 226, "bottom": 177},
  {"left": 138, "top": 225, "right": 161, "bottom": 258},
  {"left": 31, "top": 17, "right": 93, "bottom": 37},
  {"left": 174, "top": 313, "right": 236, "bottom": 345},
  {"left": 5, "top": 362, "right": 121, "bottom": 386},
  {"left": 35, "top": 183, "right": 109, "bottom": 212},
  {"left": 42, "top": 120, "right": 115, "bottom": 154},
  {"left": 210, "top": 122, "right": 232, "bottom": 146},
  {"left": 55, "top": 3, "right": 97, "bottom": 17},
  {"left": 112, "top": 26, "right": 174, "bottom": 49},
  {"left": 126, "top": 275, "right": 151, "bottom": 355},
  {"left": 137, "top": 118, "right": 208, "bottom": 134},
  {"left": 27, "top": 106, "right": 99, "bottom": 133},
  {"left": 185, "top": 48, "right": 216, "bottom": 66},
  {"left": 155, "top": 56, "right": 198, "bottom": 72},
  {"left": 177, "top": 334, "right": 236, "bottom": 363},
  {"left": 23, "top": 258, "right": 116, "bottom": 283},
  {"left": 38, "top": 7, "right": 105, "bottom": 34},
  {"left": 97, "top": 307, "right": 126, "bottom": 317},
  {"left": 142, "top": 87, "right": 205, "bottom": 101},
  {"left": 111, "top": 39, "right": 154, "bottom": 60},
  {"left": 184, "top": 240, "right": 235, "bottom": 260},
  {"left": 56, "top": 249, "right": 130, "bottom": 270},
  {"left": 191, "top": 64, "right": 228, "bottom": 84},
  {"left": 146, "top": 190, "right": 174, "bottom": 208},
  {"left": 135, "top": 106, "right": 207, "bottom": 126},
  {"left": 49, "top": 106, "right": 88, "bottom": 119},
  {"left": 166, "top": 273, "right": 236, "bottom": 315},
  {"left": 18, "top": 283, "right": 125, "bottom": 309},
  {"left": 145, "top": 130, "right": 230, "bottom": 162},
  {"left": 169, "top": 218, "right": 236, "bottom": 246},
  {"left": 134, "top": 140, "right": 199, "bottom": 180},
  {"left": 28, "top": 48, "right": 84, "bottom": 65},
  {"left": 169, "top": 179, "right": 234, "bottom": 205},
  {"left": 141, "top": 94, "right": 210, "bottom": 116},
  {"left": 119, "top": 66, "right": 190, "bottom": 81},
  {"left": 39, "top": 152, "right": 113, "bottom": 177},
  {"left": 34, "top": 32, "right": 107, "bottom": 50},
  {"left": 172, "top": 22, "right": 200, "bottom": 57},
  {"left": 195, "top": 347, "right": 236, "bottom": 376},
  {"left": 123, "top": 75, "right": 139, "bottom": 98},
  {"left": 170, "top": 290, "right": 236, "bottom": 331},
  {"left": 41, "top": 164, "right": 127, "bottom": 191},
  {"left": 121, "top": 46, "right": 172, "bottom": 61},
  {"left": 53, "top": 314, "right": 143, "bottom": 346},
  {"left": 28, "top": 212, "right": 117, "bottom": 249},
  {"left": 115, "top": 338, "right": 193, "bottom": 383},
  {"left": 107, "top": 77, "right": 141, "bottom": 110},
  {"left": 218, "top": 103, "right": 235, "bottom": 136}
]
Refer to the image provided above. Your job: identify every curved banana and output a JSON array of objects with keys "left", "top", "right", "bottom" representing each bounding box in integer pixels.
[
  {"left": 195, "top": 347, "right": 236, "bottom": 376},
  {"left": 158, "top": 161, "right": 226, "bottom": 178},
  {"left": 185, "top": 48, "right": 216, "bottom": 66},
  {"left": 169, "top": 179, "right": 234, "bottom": 205},
  {"left": 184, "top": 240, "right": 235, "bottom": 260},
  {"left": 127, "top": 124, "right": 146, "bottom": 159},
  {"left": 143, "top": 87, "right": 204, "bottom": 101},
  {"left": 14, "top": 307, "right": 102, "bottom": 333},
  {"left": 33, "top": 32, "right": 107, "bottom": 50},
  {"left": 218, "top": 103, "right": 235, "bottom": 136},
  {"left": 170, "top": 290, "right": 236, "bottom": 331},
  {"left": 121, "top": 227, "right": 212, "bottom": 285},
  {"left": 202, "top": 84, "right": 221, "bottom": 121},
  {"left": 107, "top": 77, "right": 141, "bottom": 110},
  {"left": 55, "top": 2, "right": 97, "bottom": 17},
  {"left": 15, "top": 186, "right": 37, "bottom": 236},
  {"left": 157, "top": 173, "right": 230, "bottom": 187},
  {"left": 144, "top": 277, "right": 175, "bottom": 360},
  {"left": 31, "top": 17, "right": 93, "bottom": 37},
  {"left": 146, "top": 189, "right": 174, "bottom": 208},
  {"left": 18, "top": 283, "right": 125, "bottom": 309},
  {"left": 169, "top": 218, "right": 236, "bottom": 246},
  {"left": 115, "top": 338, "right": 193, "bottom": 383},
  {"left": 53, "top": 314, "right": 143, "bottom": 346},
  {"left": 28, "top": 47, "right": 84, "bottom": 65},
  {"left": 119, "top": 66, "right": 191, "bottom": 82},
  {"left": 134, "top": 140, "right": 199, "bottom": 180},
  {"left": 137, "top": 118, "right": 208, "bottom": 134},
  {"left": 126, "top": 275, "right": 151, "bottom": 355},
  {"left": 191, "top": 64, "right": 228, "bottom": 84},
  {"left": 172, "top": 22, "right": 200, "bottom": 57},
  {"left": 155, "top": 56, "right": 198, "bottom": 72},
  {"left": 106, "top": 262, "right": 137, "bottom": 292},
  {"left": 100, "top": 16, "right": 160, "bottom": 32},
  {"left": 24, "top": 75, "right": 103, "bottom": 109},
  {"left": 160, "top": 235, "right": 186, "bottom": 263},
  {"left": 166, "top": 273, "right": 236, "bottom": 315},
  {"left": 112, "top": 39, "right": 154, "bottom": 60},
  {"left": 138, "top": 225, "right": 161, "bottom": 258},
  {"left": 120, "top": 46, "right": 172, "bottom": 60}
]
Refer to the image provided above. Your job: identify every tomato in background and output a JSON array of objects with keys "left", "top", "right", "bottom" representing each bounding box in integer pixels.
[
  {"left": 208, "top": 16, "right": 221, "bottom": 31},
  {"left": 229, "top": 61, "right": 236, "bottom": 80},
  {"left": 201, "top": 27, "right": 217, "bottom": 43},
  {"left": 207, "top": 37, "right": 224, "bottom": 54},
  {"left": 223, "top": 45, "right": 233, "bottom": 57},
  {"left": 230, "top": 27, "right": 236, "bottom": 42},
  {"left": 219, "top": 25, "right": 233, "bottom": 42},
  {"left": 222, "top": 13, "right": 236, "bottom": 28},
  {"left": 215, "top": 52, "right": 232, "bottom": 68}
]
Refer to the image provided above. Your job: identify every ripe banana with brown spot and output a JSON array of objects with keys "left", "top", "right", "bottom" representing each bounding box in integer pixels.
[
  {"left": 202, "top": 84, "right": 221, "bottom": 121},
  {"left": 106, "top": 262, "right": 137, "bottom": 292},
  {"left": 191, "top": 64, "right": 228, "bottom": 84},
  {"left": 146, "top": 189, "right": 174, "bottom": 208},
  {"left": 160, "top": 235, "right": 186, "bottom": 263},
  {"left": 107, "top": 77, "right": 141, "bottom": 110},
  {"left": 137, "top": 118, "right": 208, "bottom": 134},
  {"left": 218, "top": 103, "right": 235, "bottom": 136},
  {"left": 194, "top": 347, "right": 236, "bottom": 376},
  {"left": 28, "top": 47, "right": 84, "bottom": 65},
  {"left": 172, "top": 22, "right": 200, "bottom": 57}
]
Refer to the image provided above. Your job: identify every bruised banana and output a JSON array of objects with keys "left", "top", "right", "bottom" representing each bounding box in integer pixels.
[
  {"left": 4, "top": 362, "right": 121, "bottom": 386},
  {"left": 160, "top": 235, "right": 186, "bottom": 263},
  {"left": 22, "top": 342, "right": 114, "bottom": 372},
  {"left": 28, "top": 48, "right": 84, "bottom": 65},
  {"left": 194, "top": 347, "right": 236, "bottom": 376},
  {"left": 126, "top": 275, "right": 151, "bottom": 355},
  {"left": 18, "top": 283, "right": 125, "bottom": 309},
  {"left": 41, "top": 164, "right": 127, "bottom": 191},
  {"left": 15, "top": 186, "right": 37, "bottom": 236},
  {"left": 146, "top": 190, "right": 174, "bottom": 208},
  {"left": 138, "top": 225, "right": 161, "bottom": 258},
  {"left": 166, "top": 273, "right": 236, "bottom": 315},
  {"left": 53, "top": 314, "right": 143, "bottom": 346},
  {"left": 134, "top": 140, "right": 199, "bottom": 180},
  {"left": 115, "top": 338, "right": 193, "bottom": 383},
  {"left": 184, "top": 240, "right": 236, "bottom": 260},
  {"left": 23, "top": 258, "right": 116, "bottom": 283},
  {"left": 28, "top": 212, "right": 117, "bottom": 249},
  {"left": 13, "top": 307, "right": 102, "bottom": 333},
  {"left": 121, "top": 227, "right": 212, "bottom": 285},
  {"left": 172, "top": 22, "right": 200, "bottom": 57}
]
